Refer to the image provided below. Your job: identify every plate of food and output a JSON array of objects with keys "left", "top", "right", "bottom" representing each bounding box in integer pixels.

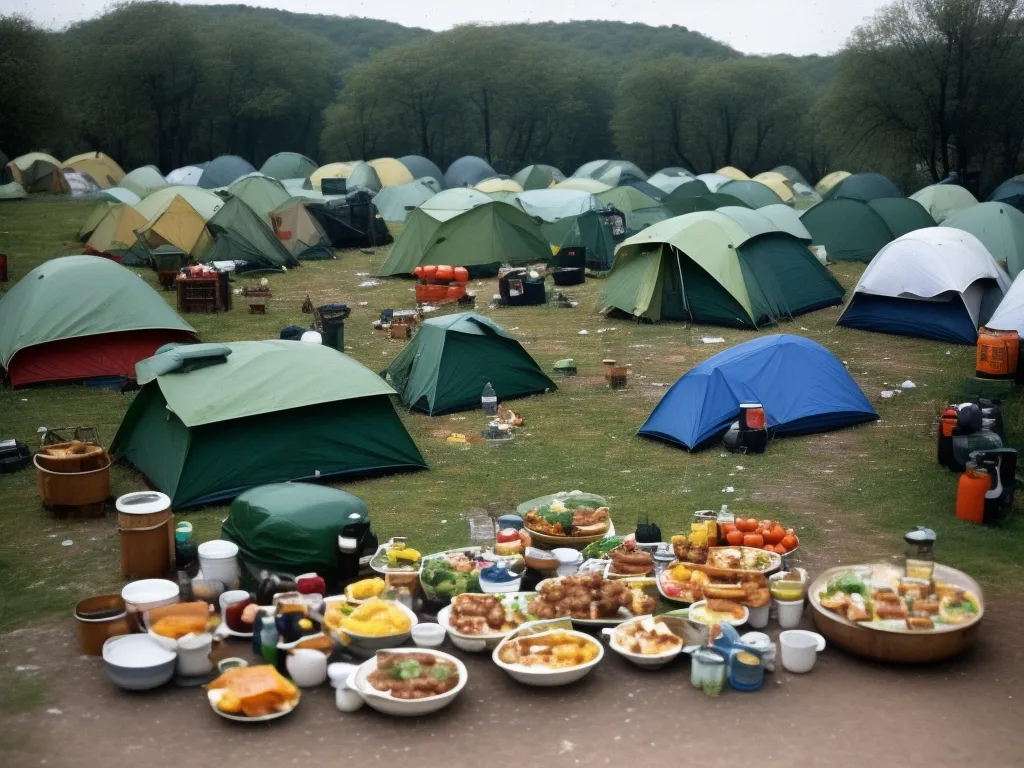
[
  {"left": 206, "top": 665, "right": 300, "bottom": 722},
  {"left": 522, "top": 493, "right": 612, "bottom": 548},
  {"left": 347, "top": 649, "right": 467, "bottom": 716},
  {"left": 605, "top": 540, "right": 655, "bottom": 577},
  {"left": 418, "top": 548, "right": 488, "bottom": 603},
  {"left": 657, "top": 562, "right": 771, "bottom": 608},
  {"left": 603, "top": 615, "right": 686, "bottom": 669},
  {"left": 686, "top": 599, "right": 749, "bottom": 627},
  {"left": 530, "top": 573, "right": 655, "bottom": 626},
  {"left": 321, "top": 597, "right": 417, "bottom": 655},
  {"left": 493, "top": 627, "right": 603, "bottom": 686},
  {"left": 437, "top": 593, "right": 536, "bottom": 651}
]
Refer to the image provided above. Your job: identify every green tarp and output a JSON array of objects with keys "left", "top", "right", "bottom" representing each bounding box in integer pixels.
[
  {"left": 384, "top": 312, "right": 556, "bottom": 415},
  {"left": 260, "top": 152, "right": 318, "bottom": 181},
  {"left": 542, "top": 210, "right": 617, "bottom": 271},
  {"left": 111, "top": 341, "right": 427, "bottom": 507}
]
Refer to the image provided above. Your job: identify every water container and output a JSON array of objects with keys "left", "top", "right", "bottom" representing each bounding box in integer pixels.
[
  {"left": 976, "top": 328, "right": 1019, "bottom": 379},
  {"left": 481, "top": 382, "right": 498, "bottom": 416},
  {"left": 956, "top": 465, "right": 989, "bottom": 525}
]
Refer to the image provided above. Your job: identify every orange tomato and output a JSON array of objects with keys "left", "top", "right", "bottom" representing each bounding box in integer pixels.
[
  {"left": 720, "top": 522, "right": 737, "bottom": 537},
  {"left": 743, "top": 533, "right": 764, "bottom": 548},
  {"left": 763, "top": 544, "right": 776, "bottom": 552},
  {"left": 736, "top": 518, "right": 759, "bottom": 533},
  {"left": 764, "top": 525, "right": 786, "bottom": 545},
  {"left": 726, "top": 530, "right": 745, "bottom": 546},
  {"left": 774, "top": 544, "right": 788, "bottom": 555},
  {"left": 781, "top": 534, "right": 798, "bottom": 551}
]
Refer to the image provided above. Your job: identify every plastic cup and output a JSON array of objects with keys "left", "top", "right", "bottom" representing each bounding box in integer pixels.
[
  {"left": 774, "top": 597, "right": 804, "bottom": 629},
  {"left": 747, "top": 603, "right": 770, "bottom": 629}
]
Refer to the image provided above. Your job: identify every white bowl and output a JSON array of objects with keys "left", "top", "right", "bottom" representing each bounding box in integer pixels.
[
  {"left": 347, "top": 649, "right": 468, "bottom": 716},
  {"left": 325, "top": 597, "right": 418, "bottom": 657},
  {"left": 603, "top": 617, "right": 684, "bottom": 669},
  {"left": 437, "top": 602, "right": 530, "bottom": 652},
  {"left": 102, "top": 634, "right": 176, "bottom": 691},
  {"left": 411, "top": 623, "right": 446, "bottom": 649},
  {"left": 479, "top": 576, "right": 522, "bottom": 594},
  {"left": 121, "top": 579, "right": 179, "bottom": 614},
  {"left": 492, "top": 629, "right": 604, "bottom": 687}
]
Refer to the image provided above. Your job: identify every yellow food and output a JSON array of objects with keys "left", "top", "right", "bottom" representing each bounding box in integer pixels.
[
  {"left": 345, "top": 577, "right": 386, "bottom": 602},
  {"left": 151, "top": 615, "right": 209, "bottom": 640},
  {"left": 340, "top": 598, "right": 412, "bottom": 636},
  {"left": 208, "top": 665, "right": 298, "bottom": 718},
  {"left": 498, "top": 632, "right": 599, "bottom": 668},
  {"left": 387, "top": 547, "right": 422, "bottom": 567},
  {"left": 668, "top": 563, "right": 692, "bottom": 583}
]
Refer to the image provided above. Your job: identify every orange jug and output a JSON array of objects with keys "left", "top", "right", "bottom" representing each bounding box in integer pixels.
[
  {"left": 976, "top": 328, "right": 1019, "bottom": 379},
  {"left": 956, "top": 465, "right": 989, "bottom": 525},
  {"left": 740, "top": 403, "right": 766, "bottom": 430}
]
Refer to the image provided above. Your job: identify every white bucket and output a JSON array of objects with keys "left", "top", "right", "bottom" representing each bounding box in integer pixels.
[{"left": 197, "top": 540, "right": 239, "bottom": 589}]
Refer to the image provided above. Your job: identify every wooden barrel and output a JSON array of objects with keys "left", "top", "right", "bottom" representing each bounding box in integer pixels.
[
  {"left": 34, "top": 452, "right": 110, "bottom": 512},
  {"left": 35, "top": 441, "right": 108, "bottom": 473},
  {"left": 116, "top": 492, "right": 175, "bottom": 580}
]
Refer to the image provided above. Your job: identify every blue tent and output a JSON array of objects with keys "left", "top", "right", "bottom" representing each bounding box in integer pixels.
[
  {"left": 988, "top": 175, "right": 1024, "bottom": 212},
  {"left": 638, "top": 335, "right": 878, "bottom": 451},
  {"left": 445, "top": 156, "right": 496, "bottom": 188},
  {"left": 199, "top": 155, "right": 257, "bottom": 189}
]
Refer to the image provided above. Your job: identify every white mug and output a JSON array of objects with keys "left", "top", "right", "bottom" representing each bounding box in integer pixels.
[{"left": 779, "top": 630, "right": 826, "bottom": 673}]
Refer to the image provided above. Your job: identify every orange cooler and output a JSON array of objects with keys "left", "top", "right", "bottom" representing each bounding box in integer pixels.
[{"left": 976, "top": 328, "right": 1019, "bottom": 379}]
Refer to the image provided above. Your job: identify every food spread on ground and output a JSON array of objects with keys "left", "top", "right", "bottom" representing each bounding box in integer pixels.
[
  {"left": 207, "top": 665, "right": 299, "bottom": 718},
  {"left": 524, "top": 495, "right": 611, "bottom": 539},
  {"left": 607, "top": 539, "right": 654, "bottom": 576},
  {"left": 688, "top": 599, "right": 748, "bottom": 625},
  {"left": 659, "top": 562, "right": 771, "bottom": 606},
  {"left": 613, "top": 617, "right": 683, "bottom": 655},
  {"left": 817, "top": 562, "right": 981, "bottom": 632},
  {"left": 449, "top": 593, "right": 533, "bottom": 635},
  {"left": 528, "top": 573, "right": 655, "bottom": 620},
  {"left": 367, "top": 651, "right": 459, "bottom": 699},
  {"left": 497, "top": 631, "right": 600, "bottom": 668},
  {"left": 332, "top": 598, "right": 412, "bottom": 636},
  {"left": 420, "top": 550, "right": 486, "bottom": 601}
]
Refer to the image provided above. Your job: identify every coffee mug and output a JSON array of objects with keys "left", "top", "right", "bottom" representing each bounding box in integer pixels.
[{"left": 779, "top": 629, "right": 826, "bottom": 673}]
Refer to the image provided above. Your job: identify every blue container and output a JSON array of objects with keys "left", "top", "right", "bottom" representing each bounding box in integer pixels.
[
  {"left": 728, "top": 649, "right": 765, "bottom": 691},
  {"left": 497, "top": 514, "right": 524, "bottom": 531}
]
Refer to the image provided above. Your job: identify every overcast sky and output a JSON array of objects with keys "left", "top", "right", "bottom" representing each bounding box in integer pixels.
[{"left": 10, "top": 0, "right": 891, "bottom": 56}]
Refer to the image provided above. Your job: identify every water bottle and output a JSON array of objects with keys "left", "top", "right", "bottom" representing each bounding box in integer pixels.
[
  {"left": 259, "top": 610, "right": 279, "bottom": 665},
  {"left": 481, "top": 382, "right": 498, "bottom": 416}
]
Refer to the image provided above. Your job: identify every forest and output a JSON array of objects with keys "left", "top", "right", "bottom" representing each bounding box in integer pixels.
[{"left": 2, "top": 0, "right": 1024, "bottom": 193}]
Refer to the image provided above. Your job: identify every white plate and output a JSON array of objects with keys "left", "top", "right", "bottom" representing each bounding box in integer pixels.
[
  {"left": 686, "top": 600, "right": 749, "bottom": 627},
  {"left": 347, "top": 649, "right": 467, "bottom": 716},
  {"left": 207, "top": 688, "right": 299, "bottom": 722}
]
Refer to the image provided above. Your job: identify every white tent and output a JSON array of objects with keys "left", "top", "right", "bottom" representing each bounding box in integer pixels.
[
  {"left": 165, "top": 166, "right": 203, "bottom": 186},
  {"left": 910, "top": 184, "right": 978, "bottom": 224},
  {"left": 987, "top": 273, "right": 1024, "bottom": 334},
  {"left": 513, "top": 189, "right": 605, "bottom": 222},
  {"left": 838, "top": 228, "right": 1011, "bottom": 344},
  {"left": 647, "top": 169, "right": 696, "bottom": 193},
  {"left": 696, "top": 172, "right": 732, "bottom": 192},
  {"left": 99, "top": 186, "right": 142, "bottom": 205}
]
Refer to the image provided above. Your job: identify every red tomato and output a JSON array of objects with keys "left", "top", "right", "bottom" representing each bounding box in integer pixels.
[
  {"left": 720, "top": 522, "right": 737, "bottom": 537},
  {"left": 764, "top": 525, "right": 786, "bottom": 545},
  {"left": 736, "top": 518, "right": 759, "bottom": 533},
  {"left": 774, "top": 544, "right": 788, "bottom": 555},
  {"left": 743, "top": 533, "right": 764, "bottom": 548},
  {"left": 763, "top": 544, "right": 776, "bottom": 552},
  {"left": 726, "top": 530, "right": 745, "bottom": 546},
  {"left": 663, "top": 582, "right": 682, "bottom": 597},
  {"left": 781, "top": 534, "right": 798, "bottom": 551}
]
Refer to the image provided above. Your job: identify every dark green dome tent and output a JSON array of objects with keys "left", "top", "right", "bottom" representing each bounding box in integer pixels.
[
  {"left": 542, "top": 210, "right": 617, "bottom": 271},
  {"left": 445, "top": 156, "right": 496, "bottom": 188},
  {"left": 513, "top": 164, "right": 566, "bottom": 191},
  {"left": 384, "top": 312, "right": 556, "bottom": 415},
  {"left": 196, "top": 196, "right": 300, "bottom": 271},
  {"left": 198, "top": 155, "right": 257, "bottom": 189},
  {"left": 259, "top": 152, "right": 317, "bottom": 182},
  {"left": 717, "top": 179, "right": 785, "bottom": 209},
  {"left": 665, "top": 188, "right": 749, "bottom": 217},
  {"left": 800, "top": 197, "right": 934, "bottom": 261},
  {"left": 601, "top": 209, "right": 845, "bottom": 326},
  {"left": 111, "top": 341, "right": 426, "bottom": 508},
  {"left": 823, "top": 172, "right": 902, "bottom": 202},
  {"left": 222, "top": 483, "right": 370, "bottom": 591}
]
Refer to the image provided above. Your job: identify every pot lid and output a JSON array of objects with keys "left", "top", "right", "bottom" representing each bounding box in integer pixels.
[
  {"left": 115, "top": 491, "right": 171, "bottom": 515},
  {"left": 198, "top": 539, "right": 239, "bottom": 559},
  {"left": 121, "top": 578, "right": 179, "bottom": 604},
  {"left": 904, "top": 527, "right": 936, "bottom": 543}
]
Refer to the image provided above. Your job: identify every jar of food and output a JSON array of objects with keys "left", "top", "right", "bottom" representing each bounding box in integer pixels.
[
  {"left": 728, "top": 649, "right": 765, "bottom": 691},
  {"left": 690, "top": 648, "right": 727, "bottom": 696}
]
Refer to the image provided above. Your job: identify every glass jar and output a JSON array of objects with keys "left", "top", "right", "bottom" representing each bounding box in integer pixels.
[{"left": 690, "top": 648, "right": 727, "bottom": 696}]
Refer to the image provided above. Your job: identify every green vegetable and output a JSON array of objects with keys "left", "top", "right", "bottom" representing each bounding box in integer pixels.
[
  {"left": 389, "top": 659, "right": 422, "bottom": 680},
  {"left": 825, "top": 572, "right": 868, "bottom": 598},
  {"left": 581, "top": 537, "right": 621, "bottom": 558},
  {"left": 535, "top": 505, "right": 573, "bottom": 530},
  {"left": 431, "top": 665, "right": 452, "bottom": 681}
]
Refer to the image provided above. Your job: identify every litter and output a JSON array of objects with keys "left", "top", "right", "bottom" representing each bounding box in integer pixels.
[
  {"left": 701, "top": 337, "right": 725, "bottom": 344},
  {"left": 578, "top": 330, "right": 588, "bottom": 335},
  {"left": 61, "top": 540, "right": 73, "bottom": 547},
  {"left": 880, "top": 390, "right": 899, "bottom": 398},
  {"left": 902, "top": 380, "right": 916, "bottom": 389},
  {"left": 358, "top": 301, "right": 368, "bottom": 306},
  {"left": 722, "top": 486, "right": 735, "bottom": 493},
  {"left": 358, "top": 280, "right": 380, "bottom": 288}
]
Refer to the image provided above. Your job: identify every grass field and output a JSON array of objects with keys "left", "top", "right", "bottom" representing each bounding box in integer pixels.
[{"left": 1, "top": 197, "right": 1021, "bottom": 634}]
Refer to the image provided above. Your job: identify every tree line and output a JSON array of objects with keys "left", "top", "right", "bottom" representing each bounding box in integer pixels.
[{"left": 2, "top": 0, "right": 1023, "bottom": 193}]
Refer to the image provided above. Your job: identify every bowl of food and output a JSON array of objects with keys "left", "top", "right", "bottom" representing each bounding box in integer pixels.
[
  {"left": 686, "top": 599, "right": 749, "bottom": 627},
  {"left": 530, "top": 573, "right": 655, "bottom": 625},
  {"left": 323, "top": 597, "right": 417, "bottom": 656},
  {"left": 344, "top": 577, "right": 387, "bottom": 605},
  {"left": 347, "top": 649, "right": 467, "bottom": 716},
  {"left": 437, "top": 593, "right": 535, "bottom": 651},
  {"left": 604, "top": 615, "right": 685, "bottom": 669},
  {"left": 479, "top": 562, "right": 522, "bottom": 593},
  {"left": 207, "top": 664, "right": 300, "bottom": 722},
  {"left": 121, "top": 579, "right": 180, "bottom": 617},
  {"left": 143, "top": 602, "right": 215, "bottom": 651},
  {"left": 493, "top": 629, "right": 603, "bottom": 686},
  {"left": 369, "top": 540, "right": 422, "bottom": 588},
  {"left": 522, "top": 493, "right": 612, "bottom": 548},
  {"left": 606, "top": 541, "right": 655, "bottom": 577},
  {"left": 419, "top": 548, "right": 487, "bottom": 603},
  {"left": 102, "top": 634, "right": 176, "bottom": 691}
]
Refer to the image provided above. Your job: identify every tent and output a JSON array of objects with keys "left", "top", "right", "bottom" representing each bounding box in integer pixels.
[
  {"left": 513, "top": 164, "right": 565, "bottom": 191},
  {"left": 305, "top": 189, "right": 391, "bottom": 249},
  {"left": 98, "top": 187, "right": 142, "bottom": 205},
  {"left": 664, "top": 190, "right": 749, "bottom": 217},
  {"left": 911, "top": 184, "right": 977, "bottom": 223},
  {"left": 7, "top": 152, "right": 68, "bottom": 193},
  {"left": 373, "top": 178, "right": 442, "bottom": 222},
  {"left": 742, "top": 204, "right": 811, "bottom": 242},
  {"left": 85, "top": 204, "right": 147, "bottom": 256},
  {"left": 800, "top": 197, "right": 934, "bottom": 261},
  {"left": 194, "top": 196, "right": 300, "bottom": 271},
  {"left": 445, "top": 156, "right": 496, "bottom": 188},
  {"left": 368, "top": 158, "right": 414, "bottom": 187},
  {"left": 573, "top": 160, "right": 647, "bottom": 186},
  {"left": 398, "top": 155, "right": 445, "bottom": 187},
  {"left": 837, "top": 228, "right": 1011, "bottom": 344},
  {"left": 63, "top": 171, "right": 101, "bottom": 197},
  {"left": 514, "top": 189, "right": 605, "bottom": 222},
  {"left": 771, "top": 165, "right": 809, "bottom": 186},
  {"left": 823, "top": 172, "right": 901, "bottom": 202},
  {"left": 476, "top": 177, "right": 524, "bottom": 195},
  {"left": 595, "top": 186, "right": 670, "bottom": 233},
  {"left": 129, "top": 186, "right": 224, "bottom": 257},
  {"left": 717, "top": 180, "right": 785, "bottom": 209},
  {"left": 987, "top": 272, "right": 1024, "bottom": 334},
  {"left": 226, "top": 173, "right": 292, "bottom": 221},
  {"left": 717, "top": 166, "right": 749, "bottom": 181},
  {"left": 165, "top": 166, "right": 204, "bottom": 186},
  {"left": 0, "top": 181, "right": 27, "bottom": 201},
  {"left": 110, "top": 341, "right": 427, "bottom": 508},
  {"left": 542, "top": 210, "right": 617, "bottom": 271},
  {"left": 815, "top": 170, "right": 851, "bottom": 195},
  {"left": 0, "top": 256, "right": 197, "bottom": 387},
  {"left": 271, "top": 197, "right": 335, "bottom": 261},
  {"left": 63, "top": 152, "right": 125, "bottom": 189},
  {"left": 551, "top": 178, "right": 612, "bottom": 194},
  {"left": 379, "top": 189, "right": 552, "bottom": 277},
  {"left": 199, "top": 155, "right": 257, "bottom": 189},
  {"left": 942, "top": 202, "right": 1024, "bottom": 278},
  {"left": 384, "top": 312, "right": 556, "bottom": 415},
  {"left": 260, "top": 152, "right": 317, "bottom": 181},
  {"left": 648, "top": 169, "right": 696, "bottom": 194},
  {"left": 697, "top": 173, "right": 732, "bottom": 192},
  {"left": 751, "top": 172, "right": 796, "bottom": 204},
  {"left": 309, "top": 161, "right": 360, "bottom": 190},
  {"left": 120, "top": 166, "right": 167, "bottom": 199},
  {"left": 988, "top": 174, "right": 1024, "bottom": 211},
  {"left": 621, "top": 179, "right": 667, "bottom": 201},
  {"left": 601, "top": 210, "right": 845, "bottom": 326},
  {"left": 638, "top": 335, "right": 877, "bottom": 451},
  {"left": 80, "top": 201, "right": 116, "bottom": 240},
  {"left": 347, "top": 161, "right": 383, "bottom": 194},
  {"left": 222, "top": 484, "right": 371, "bottom": 592}
]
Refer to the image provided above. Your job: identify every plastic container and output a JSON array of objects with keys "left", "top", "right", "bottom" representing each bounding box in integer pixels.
[
  {"left": 690, "top": 648, "right": 727, "bottom": 696},
  {"left": 956, "top": 465, "right": 989, "bottom": 525},
  {"left": 746, "top": 603, "right": 770, "bottom": 629},
  {"left": 728, "top": 649, "right": 765, "bottom": 691},
  {"left": 779, "top": 630, "right": 826, "bottom": 673},
  {"left": 976, "top": 328, "right": 1019, "bottom": 379},
  {"left": 197, "top": 540, "right": 239, "bottom": 589},
  {"left": 775, "top": 597, "right": 805, "bottom": 629}
]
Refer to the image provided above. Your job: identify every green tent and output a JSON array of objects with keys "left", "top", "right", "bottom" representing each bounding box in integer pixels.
[
  {"left": 199, "top": 196, "right": 300, "bottom": 271},
  {"left": 595, "top": 186, "right": 670, "bottom": 234},
  {"left": 260, "top": 152, "right": 318, "bottom": 181},
  {"left": 378, "top": 189, "right": 552, "bottom": 277},
  {"left": 665, "top": 190, "right": 749, "bottom": 217},
  {"left": 120, "top": 165, "right": 167, "bottom": 199},
  {"left": 717, "top": 180, "right": 785, "bottom": 209},
  {"left": 542, "top": 210, "right": 617, "bottom": 271},
  {"left": 384, "top": 312, "right": 556, "bottom": 415},
  {"left": 222, "top": 483, "right": 370, "bottom": 592},
  {"left": 800, "top": 197, "right": 934, "bottom": 261},
  {"left": 942, "top": 202, "right": 1024, "bottom": 277},
  {"left": 373, "top": 178, "right": 442, "bottom": 222},
  {"left": 910, "top": 184, "right": 977, "bottom": 223},
  {"left": 513, "top": 164, "right": 566, "bottom": 191},
  {"left": 601, "top": 210, "right": 845, "bottom": 326},
  {"left": 823, "top": 172, "right": 901, "bottom": 202},
  {"left": 111, "top": 341, "right": 427, "bottom": 508},
  {"left": 226, "top": 173, "right": 292, "bottom": 221}
]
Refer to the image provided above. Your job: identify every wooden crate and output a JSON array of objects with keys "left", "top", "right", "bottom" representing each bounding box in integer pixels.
[{"left": 176, "top": 278, "right": 222, "bottom": 313}]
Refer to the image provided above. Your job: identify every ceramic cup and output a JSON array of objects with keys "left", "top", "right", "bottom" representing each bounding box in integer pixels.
[
  {"left": 779, "top": 629, "right": 826, "bottom": 673},
  {"left": 286, "top": 648, "right": 329, "bottom": 688},
  {"left": 412, "top": 623, "right": 446, "bottom": 649},
  {"left": 774, "top": 597, "right": 804, "bottom": 629},
  {"left": 747, "top": 603, "right": 770, "bottom": 629}
]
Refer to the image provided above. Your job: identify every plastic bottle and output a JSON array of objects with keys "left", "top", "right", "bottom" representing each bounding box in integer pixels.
[
  {"left": 481, "top": 382, "right": 498, "bottom": 416},
  {"left": 259, "top": 610, "right": 280, "bottom": 665}
]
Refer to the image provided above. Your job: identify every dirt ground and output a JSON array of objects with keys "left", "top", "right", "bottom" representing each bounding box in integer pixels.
[{"left": 2, "top": 598, "right": 1022, "bottom": 768}]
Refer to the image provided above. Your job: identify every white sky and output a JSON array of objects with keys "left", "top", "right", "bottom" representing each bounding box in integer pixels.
[{"left": 7, "top": 0, "right": 891, "bottom": 56}]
